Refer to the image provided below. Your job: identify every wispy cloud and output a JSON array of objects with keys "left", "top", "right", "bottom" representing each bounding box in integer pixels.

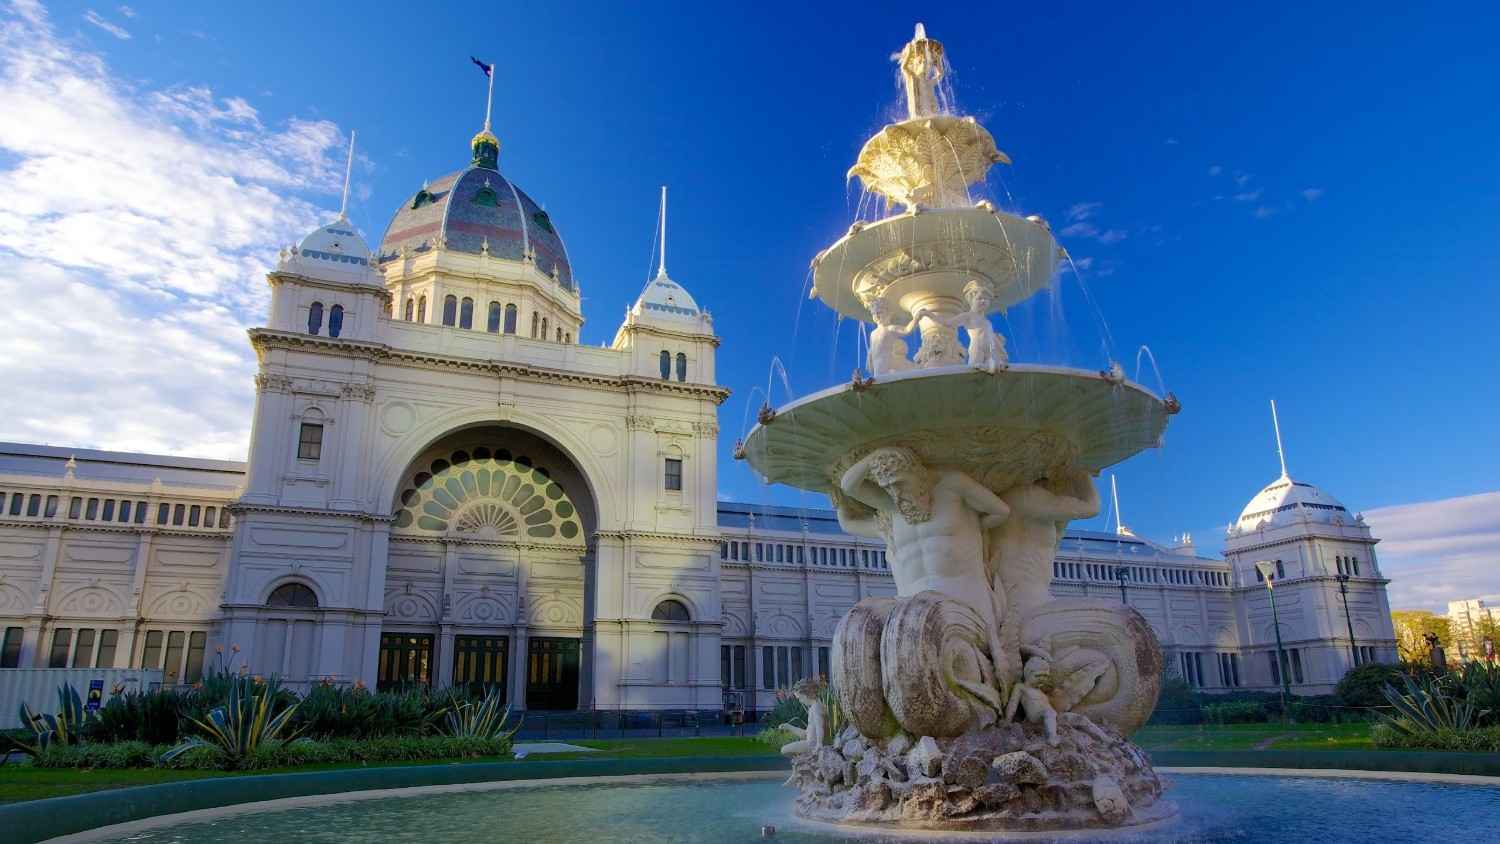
[
  {"left": 1253, "top": 205, "right": 1277, "bottom": 219},
  {"left": 0, "top": 0, "right": 351, "bottom": 459},
  {"left": 1164, "top": 137, "right": 1179, "bottom": 146},
  {"left": 1364, "top": 491, "right": 1500, "bottom": 611},
  {"left": 1208, "top": 165, "right": 1223, "bottom": 176},
  {"left": 82, "top": 9, "right": 129, "bottom": 39},
  {"left": 116, "top": 4, "right": 135, "bottom": 17},
  {"left": 1060, "top": 221, "right": 1127, "bottom": 244},
  {"left": 1233, "top": 189, "right": 1262, "bottom": 203},
  {"left": 1066, "top": 201, "right": 1102, "bottom": 222},
  {"left": 1301, "top": 187, "right": 1324, "bottom": 201}
]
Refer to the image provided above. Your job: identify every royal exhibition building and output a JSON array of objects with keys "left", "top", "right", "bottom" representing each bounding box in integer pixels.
[{"left": 0, "top": 124, "right": 1397, "bottom": 718}]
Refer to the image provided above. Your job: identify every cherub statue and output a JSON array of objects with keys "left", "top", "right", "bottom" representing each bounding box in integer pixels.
[
  {"left": 1005, "top": 646, "right": 1061, "bottom": 746},
  {"left": 919, "top": 280, "right": 1006, "bottom": 372},
  {"left": 778, "top": 678, "right": 828, "bottom": 757},
  {"left": 866, "top": 298, "right": 922, "bottom": 377}
]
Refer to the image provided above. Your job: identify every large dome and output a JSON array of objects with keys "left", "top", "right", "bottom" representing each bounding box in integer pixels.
[
  {"left": 376, "top": 137, "right": 573, "bottom": 290},
  {"left": 1234, "top": 474, "right": 1350, "bottom": 531}
]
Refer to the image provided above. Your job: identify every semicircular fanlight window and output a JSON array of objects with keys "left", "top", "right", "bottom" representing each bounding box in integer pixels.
[{"left": 392, "top": 449, "right": 584, "bottom": 543}]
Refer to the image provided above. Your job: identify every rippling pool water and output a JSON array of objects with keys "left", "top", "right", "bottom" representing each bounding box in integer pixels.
[{"left": 80, "top": 773, "right": 1500, "bottom": 843}]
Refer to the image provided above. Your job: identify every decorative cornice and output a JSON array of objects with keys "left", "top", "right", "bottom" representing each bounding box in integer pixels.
[
  {"left": 248, "top": 329, "right": 731, "bottom": 405},
  {"left": 594, "top": 529, "right": 722, "bottom": 546},
  {"left": 0, "top": 519, "right": 230, "bottom": 538},
  {"left": 267, "top": 270, "right": 392, "bottom": 301},
  {"left": 227, "top": 502, "right": 395, "bottom": 523}
]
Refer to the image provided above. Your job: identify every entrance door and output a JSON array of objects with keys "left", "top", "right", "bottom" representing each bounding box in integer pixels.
[
  {"left": 526, "top": 637, "right": 579, "bottom": 710},
  {"left": 453, "top": 635, "right": 508, "bottom": 700}
]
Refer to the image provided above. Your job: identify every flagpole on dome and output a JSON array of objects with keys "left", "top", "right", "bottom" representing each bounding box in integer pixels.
[{"left": 338, "top": 130, "right": 355, "bottom": 222}]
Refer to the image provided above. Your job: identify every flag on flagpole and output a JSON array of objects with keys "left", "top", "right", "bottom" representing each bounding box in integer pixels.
[{"left": 471, "top": 56, "right": 492, "bottom": 78}]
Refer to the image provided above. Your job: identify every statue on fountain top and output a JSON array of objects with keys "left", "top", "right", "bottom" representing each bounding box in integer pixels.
[
  {"left": 897, "top": 23, "right": 945, "bottom": 119},
  {"left": 917, "top": 279, "right": 1009, "bottom": 372}
]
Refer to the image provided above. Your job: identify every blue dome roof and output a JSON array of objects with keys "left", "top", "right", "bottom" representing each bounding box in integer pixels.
[{"left": 377, "top": 166, "right": 573, "bottom": 291}]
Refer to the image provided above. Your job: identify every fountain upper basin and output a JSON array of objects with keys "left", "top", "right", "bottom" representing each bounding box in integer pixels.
[
  {"left": 742, "top": 365, "right": 1170, "bottom": 493},
  {"left": 810, "top": 207, "right": 1059, "bottom": 325}
]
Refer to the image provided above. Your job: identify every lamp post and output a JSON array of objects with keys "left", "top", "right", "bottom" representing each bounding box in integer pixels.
[
  {"left": 1335, "top": 572, "right": 1358, "bottom": 668},
  {"left": 1256, "top": 560, "right": 1292, "bottom": 724},
  {"left": 1114, "top": 565, "right": 1130, "bottom": 605}
]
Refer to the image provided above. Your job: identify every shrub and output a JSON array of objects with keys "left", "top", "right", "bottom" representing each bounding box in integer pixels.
[
  {"left": 1456, "top": 662, "right": 1500, "bottom": 726},
  {"left": 1202, "top": 700, "right": 1267, "bottom": 724},
  {"left": 35, "top": 736, "right": 513, "bottom": 770},
  {"left": 1336, "top": 663, "right": 1404, "bottom": 709},
  {"left": 13, "top": 684, "right": 94, "bottom": 758},
  {"left": 88, "top": 689, "right": 186, "bottom": 745},
  {"left": 1379, "top": 674, "right": 1485, "bottom": 736},
  {"left": 1371, "top": 723, "right": 1500, "bottom": 752},
  {"left": 35, "top": 740, "right": 159, "bottom": 769},
  {"left": 1148, "top": 673, "right": 1201, "bottom": 725},
  {"left": 761, "top": 688, "right": 806, "bottom": 730},
  {"left": 162, "top": 673, "right": 302, "bottom": 768},
  {"left": 442, "top": 688, "right": 518, "bottom": 744}
]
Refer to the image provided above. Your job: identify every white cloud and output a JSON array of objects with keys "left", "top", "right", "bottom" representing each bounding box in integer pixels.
[
  {"left": 1233, "top": 189, "right": 1262, "bottom": 202},
  {"left": 1253, "top": 205, "right": 1276, "bottom": 219},
  {"left": 1233, "top": 171, "right": 1252, "bottom": 187},
  {"left": 117, "top": 4, "right": 134, "bottom": 17},
  {"left": 82, "top": 9, "right": 129, "bottom": 39},
  {"left": 1208, "top": 165, "right": 1223, "bottom": 176},
  {"left": 1066, "top": 201, "right": 1101, "bottom": 222},
  {"left": 1070, "top": 256, "right": 1094, "bottom": 270},
  {"left": 1164, "top": 137, "right": 1179, "bottom": 145},
  {"left": 0, "top": 1, "right": 349, "bottom": 459},
  {"left": 1302, "top": 187, "right": 1324, "bottom": 201},
  {"left": 1060, "top": 220, "right": 1126, "bottom": 244},
  {"left": 1364, "top": 491, "right": 1500, "bottom": 611}
]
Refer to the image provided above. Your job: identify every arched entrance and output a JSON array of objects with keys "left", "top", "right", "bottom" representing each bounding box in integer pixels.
[{"left": 381, "top": 426, "right": 597, "bottom": 710}]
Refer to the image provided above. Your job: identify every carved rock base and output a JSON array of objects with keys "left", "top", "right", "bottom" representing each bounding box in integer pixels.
[{"left": 787, "top": 715, "right": 1171, "bottom": 832}]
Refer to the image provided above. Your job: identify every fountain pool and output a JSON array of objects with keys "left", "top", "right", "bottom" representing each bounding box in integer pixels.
[{"left": 56, "top": 772, "right": 1500, "bottom": 843}]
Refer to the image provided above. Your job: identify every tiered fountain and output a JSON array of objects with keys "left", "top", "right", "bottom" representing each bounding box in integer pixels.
[{"left": 740, "top": 24, "right": 1180, "bottom": 832}]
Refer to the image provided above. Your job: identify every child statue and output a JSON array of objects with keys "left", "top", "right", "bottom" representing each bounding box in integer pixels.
[
  {"left": 865, "top": 298, "right": 922, "bottom": 377},
  {"left": 779, "top": 678, "right": 829, "bottom": 757},
  {"left": 1005, "top": 647, "right": 1061, "bottom": 746},
  {"left": 920, "top": 280, "right": 1007, "bottom": 372}
]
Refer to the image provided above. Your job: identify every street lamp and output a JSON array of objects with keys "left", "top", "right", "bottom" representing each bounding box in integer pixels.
[
  {"left": 1114, "top": 565, "right": 1130, "bottom": 605},
  {"left": 1335, "top": 572, "right": 1358, "bottom": 668},
  {"left": 1256, "top": 560, "right": 1292, "bottom": 723}
]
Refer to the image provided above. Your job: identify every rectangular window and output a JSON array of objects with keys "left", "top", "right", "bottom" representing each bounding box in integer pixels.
[
  {"left": 219, "top": 508, "right": 231, "bottom": 528},
  {"left": 732, "top": 645, "right": 747, "bottom": 689},
  {"left": 163, "top": 631, "right": 186, "bottom": 684},
  {"left": 721, "top": 645, "right": 732, "bottom": 688},
  {"left": 1, "top": 626, "right": 23, "bottom": 668},
  {"left": 44, "top": 495, "right": 58, "bottom": 517},
  {"left": 101, "top": 499, "right": 115, "bottom": 521},
  {"left": 172, "top": 504, "right": 185, "bottom": 526},
  {"left": 26, "top": 494, "right": 40, "bottom": 516},
  {"left": 452, "top": 635, "right": 508, "bottom": 697},
  {"left": 1291, "top": 649, "right": 1305, "bottom": 684},
  {"left": 118, "top": 500, "right": 131, "bottom": 523},
  {"left": 188, "top": 505, "right": 201, "bottom": 527},
  {"left": 777, "top": 647, "right": 790, "bottom": 688},
  {"left": 136, "top": 501, "right": 149, "bottom": 524},
  {"left": 96, "top": 629, "right": 118, "bottom": 668},
  {"left": 376, "top": 633, "right": 434, "bottom": 690},
  {"left": 184, "top": 632, "right": 207, "bottom": 684},
  {"left": 72, "top": 629, "right": 96, "bottom": 668},
  {"left": 297, "top": 422, "right": 325, "bottom": 461},
  {"left": 790, "top": 647, "right": 803, "bottom": 681},
  {"left": 140, "top": 630, "right": 163, "bottom": 670},
  {"left": 69, "top": 496, "right": 82, "bottom": 519},
  {"left": 664, "top": 458, "right": 683, "bottom": 491},
  {"left": 157, "top": 502, "right": 170, "bottom": 524},
  {"left": 818, "top": 646, "right": 831, "bottom": 680},
  {"left": 49, "top": 628, "right": 72, "bottom": 668},
  {"left": 762, "top": 645, "right": 774, "bottom": 689},
  {"left": 7, "top": 493, "right": 21, "bottom": 515},
  {"left": 85, "top": 498, "right": 98, "bottom": 519}
]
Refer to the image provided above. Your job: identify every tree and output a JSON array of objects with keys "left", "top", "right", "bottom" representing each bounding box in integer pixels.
[{"left": 1391, "top": 610, "right": 1452, "bottom": 663}]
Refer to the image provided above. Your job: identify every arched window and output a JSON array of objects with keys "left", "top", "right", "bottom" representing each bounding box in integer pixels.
[
  {"left": 459, "top": 297, "right": 474, "bottom": 329},
  {"left": 442, "top": 295, "right": 458, "bottom": 326},
  {"left": 404, "top": 298, "right": 414, "bottom": 321},
  {"left": 675, "top": 352, "right": 687, "bottom": 382},
  {"left": 541, "top": 317, "right": 548, "bottom": 339},
  {"left": 417, "top": 296, "right": 427, "bottom": 322},
  {"left": 307, "top": 301, "right": 323, "bottom": 335},
  {"left": 504, "top": 304, "right": 518, "bottom": 334},
  {"left": 564, "top": 332, "right": 571, "bottom": 344},
  {"left": 531, "top": 312, "right": 539, "bottom": 337},
  {"left": 487, "top": 301, "right": 502, "bottom": 333},
  {"left": 267, "top": 583, "right": 319, "bottom": 608},
  {"left": 329, "top": 305, "right": 344, "bottom": 338},
  {"left": 659, "top": 350, "right": 671, "bottom": 379},
  {"left": 652, "top": 599, "right": 690, "bottom": 622},
  {"left": 556, "top": 327, "right": 562, "bottom": 342}
]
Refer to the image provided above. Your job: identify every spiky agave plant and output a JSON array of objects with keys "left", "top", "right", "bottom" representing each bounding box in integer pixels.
[
  {"left": 816, "top": 681, "right": 847, "bottom": 745},
  {"left": 1379, "top": 673, "right": 1486, "bottom": 736},
  {"left": 161, "top": 673, "right": 302, "bottom": 766},
  {"left": 443, "top": 688, "right": 521, "bottom": 743},
  {"left": 9, "top": 684, "right": 93, "bottom": 759}
]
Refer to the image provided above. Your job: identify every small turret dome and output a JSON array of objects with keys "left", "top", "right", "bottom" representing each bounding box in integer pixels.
[
  {"left": 1234, "top": 474, "right": 1350, "bottom": 532},
  {"left": 635, "top": 271, "right": 701, "bottom": 319},
  {"left": 278, "top": 218, "right": 381, "bottom": 286}
]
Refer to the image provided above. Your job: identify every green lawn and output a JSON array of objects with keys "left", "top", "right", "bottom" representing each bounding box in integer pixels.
[
  {"left": 1134, "top": 721, "right": 1375, "bottom": 751},
  {"left": 1, "top": 727, "right": 1386, "bottom": 806}
]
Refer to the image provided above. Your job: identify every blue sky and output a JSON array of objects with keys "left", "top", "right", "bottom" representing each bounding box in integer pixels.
[{"left": 0, "top": 1, "right": 1496, "bottom": 610}]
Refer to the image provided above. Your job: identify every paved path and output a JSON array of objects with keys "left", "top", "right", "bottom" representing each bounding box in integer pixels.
[{"left": 512, "top": 741, "right": 599, "bottom": 755}]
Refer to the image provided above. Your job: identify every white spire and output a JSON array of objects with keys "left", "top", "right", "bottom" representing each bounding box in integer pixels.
[
  {"left": 657, "top": 185, "right": 668, "bottom": 278},
  {"left": 1270, "top": 399, "right": 1289, "bottom": 478},
  {"left": 1111, "top": 474, "right": 1124, "bottom": 535},
  {"left": 338, "top": 130, "right": 355, "bottom": 222}
]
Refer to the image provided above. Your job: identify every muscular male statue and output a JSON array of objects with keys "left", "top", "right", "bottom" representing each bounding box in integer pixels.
[
  {"left": 992, "top": 468, "right": 1101, "bottom": 623},
  {"left": 836, "top": 446, "right": 1011, "bottom": 652}
]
